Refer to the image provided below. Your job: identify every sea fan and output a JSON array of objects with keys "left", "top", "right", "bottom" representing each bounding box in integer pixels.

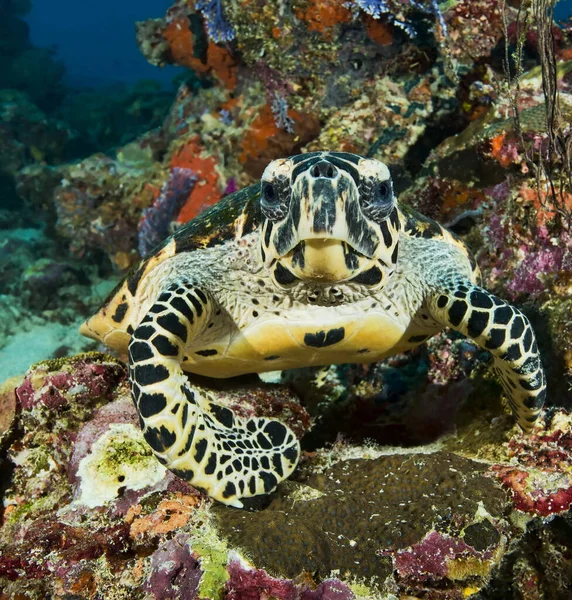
[
  {"left": 137, "top": 167, "right": 197, "bottom": 257},
  {"left": 353, "top": 0, "right": 448, "bottom": 38},
  {"left": 271, "top": 92, "right": 295, "bottom": 134},
  {"left": 196, "top": 0, "right": 235, "bottom": 43}
]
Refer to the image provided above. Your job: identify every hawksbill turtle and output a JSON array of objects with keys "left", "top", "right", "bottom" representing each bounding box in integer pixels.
[{"left": 81, "top": 151, "right": 546, "bottom": 508}]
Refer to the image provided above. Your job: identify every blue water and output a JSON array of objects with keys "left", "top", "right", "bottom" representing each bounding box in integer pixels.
[
  {"left": 25, "top": 0, "right": 182, "bottom": 88},
  {"left": 556, "top": 0, "right": 572, "bottom": 21}
]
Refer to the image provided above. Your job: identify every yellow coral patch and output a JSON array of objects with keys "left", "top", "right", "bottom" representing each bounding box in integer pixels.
[{"left": 446, "top": 555, "right": 491, "bottom": 581}]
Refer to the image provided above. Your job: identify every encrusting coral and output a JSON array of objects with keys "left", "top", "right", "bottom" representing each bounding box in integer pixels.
[
  {"left": 2, "top": 354, "right": 572, "bottom": 598},
  {"left": 2, "top": 0, "right": 572, "bottom": 598}
]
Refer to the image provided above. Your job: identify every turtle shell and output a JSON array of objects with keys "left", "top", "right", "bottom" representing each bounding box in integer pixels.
[{"left": 80, "top": 184, "right": 262, "bottom": 352}]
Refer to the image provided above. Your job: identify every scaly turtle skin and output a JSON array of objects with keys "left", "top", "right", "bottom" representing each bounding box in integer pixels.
[{"left": 81, "top": 152, "right": 546, "bottom": 508}]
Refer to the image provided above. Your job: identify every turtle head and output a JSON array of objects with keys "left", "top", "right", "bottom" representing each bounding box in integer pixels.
[{"left": 259, "top": 151, "right": 401, "bottom": 290}]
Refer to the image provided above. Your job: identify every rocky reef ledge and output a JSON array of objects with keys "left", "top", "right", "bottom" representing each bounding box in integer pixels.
[{"left": 1, "top": 353, "right": 572, "bottom": 599}]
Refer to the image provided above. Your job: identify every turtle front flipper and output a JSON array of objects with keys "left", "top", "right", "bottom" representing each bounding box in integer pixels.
[
  {"left": 428, "top": 280, "right": 546, "bottom": 430},
  {"left": 128, "top": 283, "right": 300, "bottom": 508}
]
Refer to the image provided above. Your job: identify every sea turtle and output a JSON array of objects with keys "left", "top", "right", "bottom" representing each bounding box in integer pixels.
[{"left": 81, "top": 151, "right": 546, "bottom": 508}]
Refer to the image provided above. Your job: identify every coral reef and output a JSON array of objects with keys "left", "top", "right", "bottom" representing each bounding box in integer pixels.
[
  {"left": 1, "top": 0, "right": 572, "bottom": 597},
  {"left": 0, "top": 0, "right": 65, "bottom": 112},
  {"left": 2, "top": 355, "right": 572, "bottom": 598},
  {"left": 225, "top": 561, "right": 356, "bottom": 599},
  {"left": 489, "top": 412, "right": 572, "bottom": 517},
  {"left": 0, "top": 89, "right": 70, "bottom": 210},
  {"left": 58, "top": 80, "right": 176, "bottom": 158},
  {"left": 0, "top": 355, "right": 313, "bottom": 598},
  {"left": 51, "top": 147, "right": 166, "bottom": 269},
  {"left": 0, "top": 2, "right": 175, "bottom": 213},
  {"left": 216, "top": 451, "right": 508, "bottom": 589}
]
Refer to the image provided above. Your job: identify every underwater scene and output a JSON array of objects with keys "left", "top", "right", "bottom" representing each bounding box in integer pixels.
[{"left": 1, "top": 0, "right": 572, "bottom": 597}]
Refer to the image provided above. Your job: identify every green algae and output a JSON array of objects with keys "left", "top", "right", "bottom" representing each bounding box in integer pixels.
[
  {"left": 347, "top": 579, "right": 389, "bottom": 600},
  {"left": 188, "top": 507, "right": 232, "bottom": 600},
  {"left": 6, "top": 495, "right": 54, "bottom": 524},
  {"left": 30, "top": 351, "right": 124, "bottom": 373}
]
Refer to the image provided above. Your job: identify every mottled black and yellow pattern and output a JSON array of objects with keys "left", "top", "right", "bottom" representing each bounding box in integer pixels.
[
  {"left": 81, "top": 151, "right": 546, "bottom": 507},
  {"left": 128, "top": 282, "right": 299, "bottom": 505},
  {"left": 429, "top": 280, "right": 545, "bottom": 426}
]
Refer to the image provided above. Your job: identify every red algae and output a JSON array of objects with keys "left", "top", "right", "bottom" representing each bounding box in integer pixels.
[{"left": 489, "top": 419, "right": 572, "bottom": 517}]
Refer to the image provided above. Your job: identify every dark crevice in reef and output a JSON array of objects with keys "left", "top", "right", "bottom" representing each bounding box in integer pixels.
[
  {"left": 480, "top": 514, "right": 572, "bottom": 600},
  {"left": 524, "top": 306, "right": 572, "bottom": 412},
  {"left": 402, "top": 108, "right": 468, "bottom": 181}
]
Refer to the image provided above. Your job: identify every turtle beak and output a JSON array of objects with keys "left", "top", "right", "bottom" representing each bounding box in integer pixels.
[
  {"left": 279, "top": 237, "right": 384, "bottom": 285},
  {"left": 291, "top": 239, "right": 350, "bottom": 282}
]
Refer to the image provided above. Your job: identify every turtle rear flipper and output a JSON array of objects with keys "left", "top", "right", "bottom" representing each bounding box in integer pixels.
[
  {"left": 128, "top": 283, "right": 300, "bottom": 507},
  {"left": 429, "top": 279, "right": 546, "bottom": 430}
]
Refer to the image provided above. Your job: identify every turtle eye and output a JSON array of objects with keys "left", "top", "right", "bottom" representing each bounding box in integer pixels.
[
  {"left": 360, "top": 177, "right": 394, "bottom": 222},
  {"left": 260, "top": 180, "right": 290, "bottom": 221},
  {"left": 261, "top": 182, "right": 278, "bottom": 205},
  {"left": 373, "top": 181, "right": 392, "bottom": 206}
]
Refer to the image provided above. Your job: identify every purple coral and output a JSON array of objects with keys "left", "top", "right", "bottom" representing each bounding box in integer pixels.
[
  {"left": 196, "top": 0, "right": 235, "bottom": 43},
  {"left": 223, "top": 177, "right": 238, "bottom": 195},
  {"left": 393, "top": 530, "right": 493, "bottom": 582},
  {"left": 137, "top": 167, "right": 197, "bottom": 257},
  {"left": 16, "top": 356, "right": 126, "bottom": 412},
  {"left": 253, "top": 62, "right": 296, "bottom": 132},
  {"left": 493, "top": 228, "right": 572, "bottom": 300},
  {"left": 506, "top": 242, "right": 570, "bottom": 299},
  {"left": 254, "top": 61, "right": 294, "bottom": 99},
  {"left": 145, "top": 534, "right": 202, "bottom": 599},
  {"left": 225, "top": 561, "right": 355, "bottom": 600}
]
